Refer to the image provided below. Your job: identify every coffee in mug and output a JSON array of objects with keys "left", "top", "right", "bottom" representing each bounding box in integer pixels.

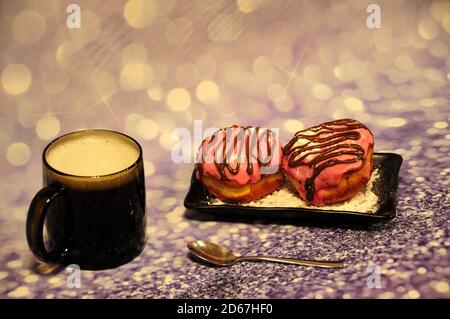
[{"left": 26, "top": 129, "right": 146, "bottom": 270}]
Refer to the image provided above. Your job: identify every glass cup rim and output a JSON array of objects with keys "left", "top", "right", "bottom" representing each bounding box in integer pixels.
[{"left": 42, "top": 129, "right": 143, "bottom": 179}]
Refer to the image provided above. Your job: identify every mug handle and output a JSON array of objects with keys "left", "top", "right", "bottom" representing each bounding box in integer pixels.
[{"left": 26, "top": 183, "right": 67, "bottom": 263}]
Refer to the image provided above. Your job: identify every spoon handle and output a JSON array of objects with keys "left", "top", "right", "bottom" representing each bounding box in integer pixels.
[{"left": 237, "top": 256, "right": 345, "bottom": 268}]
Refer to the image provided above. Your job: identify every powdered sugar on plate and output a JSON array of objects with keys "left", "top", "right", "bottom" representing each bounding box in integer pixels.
[{"left": 211, "top": 169, "right": 380, "bottom": 213}]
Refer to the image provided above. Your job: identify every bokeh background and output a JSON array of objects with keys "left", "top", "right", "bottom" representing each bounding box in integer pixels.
[{"left": 0, "top": 0, "right": 449, "bottom": 298}]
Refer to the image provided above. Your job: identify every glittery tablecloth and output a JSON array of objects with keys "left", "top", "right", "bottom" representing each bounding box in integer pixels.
[{"left": 0, "top": 0, "right": 449, "bottom": 299}]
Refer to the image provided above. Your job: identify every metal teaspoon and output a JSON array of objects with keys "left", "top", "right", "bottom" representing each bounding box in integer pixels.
[{"left": 187, "top": 240, "right": 345, "bottom": 268}]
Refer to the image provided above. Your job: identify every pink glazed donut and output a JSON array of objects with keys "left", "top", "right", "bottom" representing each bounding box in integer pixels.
[
  {"left": 282, "top": 119, "right": 374, "bottom": 206},
  {"left": 196, "top": 125, "right": 284, "bottom": 203}
]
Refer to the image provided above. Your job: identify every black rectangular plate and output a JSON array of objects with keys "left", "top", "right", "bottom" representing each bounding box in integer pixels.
[{"left": 184, "top": 153, "right": 403, "bottom": 224}]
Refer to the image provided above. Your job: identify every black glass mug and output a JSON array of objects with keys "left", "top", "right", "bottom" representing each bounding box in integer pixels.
[{"left": 26, "top": 129, "right": 146, "bottom": 270}]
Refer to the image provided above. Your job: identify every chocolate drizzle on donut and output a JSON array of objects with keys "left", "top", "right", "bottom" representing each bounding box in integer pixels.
[
  {"left": 282, "top": 119, "right": 373, "bottom": 201},
  {"left": 196, "top": 126, "right": 276, "bottom": 180}
]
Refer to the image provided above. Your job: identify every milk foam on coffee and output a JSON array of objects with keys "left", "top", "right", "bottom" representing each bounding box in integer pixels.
[{"left": 46, "top": 131, "right": 140, "bottom": 177}]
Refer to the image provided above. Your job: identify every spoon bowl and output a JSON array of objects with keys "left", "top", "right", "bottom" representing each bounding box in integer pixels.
[{"left": 187, "top": 240, "right": 238, "bottom": 266}]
